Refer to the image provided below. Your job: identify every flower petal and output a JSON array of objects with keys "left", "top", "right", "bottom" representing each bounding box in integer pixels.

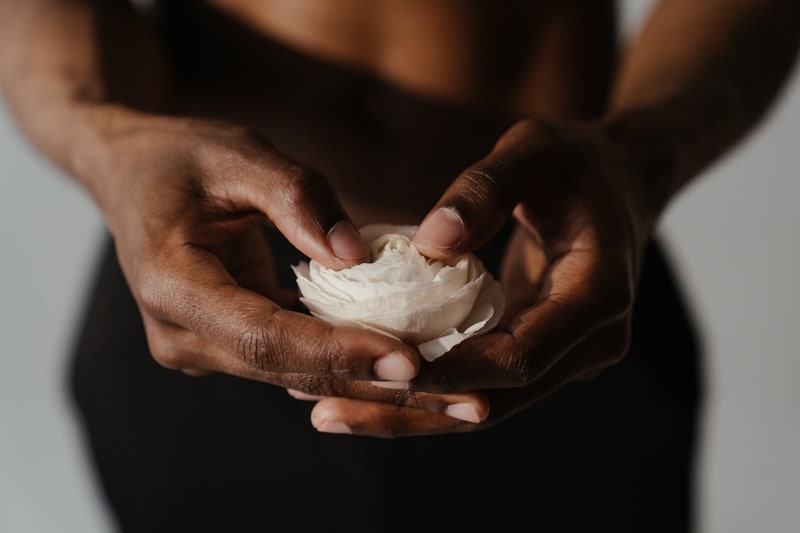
[{"left": 293, "top": 224, "right": 505, "bottom": 361}]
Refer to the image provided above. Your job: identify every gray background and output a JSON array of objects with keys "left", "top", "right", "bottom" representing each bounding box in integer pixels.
[{"left": 1, "top": 1, "right": 799, "bottom": 531}]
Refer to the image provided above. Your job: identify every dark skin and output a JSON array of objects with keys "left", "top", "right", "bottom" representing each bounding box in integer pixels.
[{"left": 0, "top": 0, "right": 797, "bottom": 438}]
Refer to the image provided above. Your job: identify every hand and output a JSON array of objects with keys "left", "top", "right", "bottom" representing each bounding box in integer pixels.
[
  {"left": 80, "top": 107, "right": 422, "bottom": 387},
  {"left": 301, "top": 118, "right": 655, "bottom": 437}
]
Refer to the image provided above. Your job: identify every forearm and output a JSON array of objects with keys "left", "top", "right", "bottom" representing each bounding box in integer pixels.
[
  {"left": 605, "top": 0, "right": 800, "bottom": 225},
  {"left": 0, "top": 0, "right": 169, "bottom": 190}
]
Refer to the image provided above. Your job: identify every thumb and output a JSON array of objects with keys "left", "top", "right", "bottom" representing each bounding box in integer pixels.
[
  {"left": 413, "top": 119, "right": 566, "bottom": 259},
  {"left": 413, "top": 152, "right": 522, "bottom": 260},
  {"left": 225, "top": 144, "right": 372, "bottom": 270}
]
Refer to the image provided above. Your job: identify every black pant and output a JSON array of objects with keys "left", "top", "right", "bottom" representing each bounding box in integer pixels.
[{"left": 68, "top": 228, "right": 702, "bottom": 532}]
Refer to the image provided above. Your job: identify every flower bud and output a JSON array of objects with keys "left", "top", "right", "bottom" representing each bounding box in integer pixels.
[{"left": 293, "top": 224, "right": 504, "bottom": 361}]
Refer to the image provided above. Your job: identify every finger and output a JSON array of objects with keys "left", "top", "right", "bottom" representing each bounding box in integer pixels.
[
  {"left": 287, "top": 389, "right": 326, "bottom": 401},
  {"left": 295, "top": 380, "right": 490, "bottom": 424},
  {"left": 214, "top": 227, "right": 300, "bottom": 310},
  {"left": 145, "top": 314, "right": 488, "bottom": 420},
  {"left": 409, "top": 252, "right": 633, "bottom": 392},
  {"left": 145, "top": 312, "right": 489, "bottom": 423},
  {"left": 484, "top": 321, "right": 630, "bottom": 421},
  {"left": 312, "top": 321, "right": 629, "bottom": 438},
  {"left": 497, "top": 225, "right": 548, "bottom": 327},
  {"left": 413, "top": 119, "right": 558, "bottom": 259},
  {"left": 142, "top": 314, "right": 254, "bottom": 376},
  {"left": 138, "top": 243, "right": 420, "bottom": 381},
  {"left": 310, "top": 398, "right": 481, "bottom": 438},
  {"left": 221, "top": 143, "right": 372, "bottom": 269},
  {"left": 145, "top": 309, "right": 425, "bottom": 388},
  {"left": 412, "top": 156, "right": 518, "bottom": 259},
  {"left": 181, "top": 368, "right": 214, "bottom": 377}
]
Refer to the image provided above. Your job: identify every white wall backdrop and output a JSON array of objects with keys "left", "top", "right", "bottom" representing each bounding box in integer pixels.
[
  {"left": 0, "top": 100, "right": 112, "bottom": 530},
  {"left": 661, "top": 64, "right": 800, "bottom": 533},
  {"left": 1, "top": 1, "right": 799, "bottom": 532}
]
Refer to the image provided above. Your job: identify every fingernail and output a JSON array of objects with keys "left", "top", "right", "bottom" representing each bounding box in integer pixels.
[
  {"left": 445, "top": 403, "right": 482, "bottom": 424},
  {"left": 317, "top": 420, "right": 352, "bottom": 435},
  {"left": 415, "top": 207, "right": 464, "bottom": 251},
  {"left": 374, "top": 352, "right": 416, "bottom": 381},
  {"left": 328, "top": 221, "right": 371, "bottom": 261},
  {"left": 370, "top": 380, "right": 410, "bottom": 390}
]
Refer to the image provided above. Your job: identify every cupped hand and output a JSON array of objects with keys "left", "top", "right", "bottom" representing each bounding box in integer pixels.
[
  {"left": 84, "top": 109, "right": 422, "bottom": 386},
  {"left": 301, "top": 118, "right": 656, "bottom": 437}
]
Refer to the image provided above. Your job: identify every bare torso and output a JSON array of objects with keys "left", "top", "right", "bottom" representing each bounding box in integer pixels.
[{"left": 156, "top": 0, "right": 617, "bottom": 225}]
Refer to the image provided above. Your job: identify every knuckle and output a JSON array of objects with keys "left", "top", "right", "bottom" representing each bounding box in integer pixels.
[
  {"left": 510, "top": 321, "right": 572, "bottom": 384},
  {"left": 182, "top": 369, "right": 212, "bottom": 377},
  {"left": 391, "top": 389, "right": 422, "bottom": 409},
  {"left": 490, "top": 336, "right": 537, "bottom": 386},
  {"left": 207, "top": 123, "right": 264, "bottom": 151},
  {"left": 450, "top": 330, "right": 533, "bottom": 387},
  {"left": 134, "top": 264, "right": 184, "bottom": 321},
  {"left": 293, "top": 374, "right": 335, "bottom": 397},
  {"left": 234, "top": 311, "right": 300, "bottom": 372},
  {"left": 136, "top": 277, "right": 170, "bottom": 319},
  {"left": 147, "top": 333, "right": 188, "bottom": 370},
  {"left": 279, "top": 164, "right": 329, "bottom": 213},
  {"left": 457, "top": 162, "right": 512, "bottom": 212},
  {"left": 325, "top": 327, "right": 359, "bottom": 375},
  {"left": 196, "top": 123, "right": 275, "bottom": 178},
  {"left": 513, "top": 354, "right": 549, "bottom": 385},
  {"left": 235, "top": 325, "right": 277, "bottom": 370},
  {"left": 326, "top": 342, "right": 350, "bottom": 376},
  {"left": 293, "top": 374, "right": 359, "bottom": 399},
  {"left": 224, "top": 123, "right": 259, "bottom": 143},
  {"left": 235, "top": 312, "right": 345, "bottom": 375}
]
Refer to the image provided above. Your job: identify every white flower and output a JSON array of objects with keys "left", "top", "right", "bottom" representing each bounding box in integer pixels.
[{"left": 292, "top": 224, "right": 505, "bottom": 361}]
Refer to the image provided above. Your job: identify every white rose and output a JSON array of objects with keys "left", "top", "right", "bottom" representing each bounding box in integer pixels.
[{"left": 292, "top": 224, "right": 505, "bottom": 361}]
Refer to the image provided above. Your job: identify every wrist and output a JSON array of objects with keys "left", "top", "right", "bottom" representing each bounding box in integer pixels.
[
  {"left": 66, "top": 103, "right": 154, "bottom": 209},
  {"left": 599, "top": 108, "right": 688, "bottom": 234}
]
